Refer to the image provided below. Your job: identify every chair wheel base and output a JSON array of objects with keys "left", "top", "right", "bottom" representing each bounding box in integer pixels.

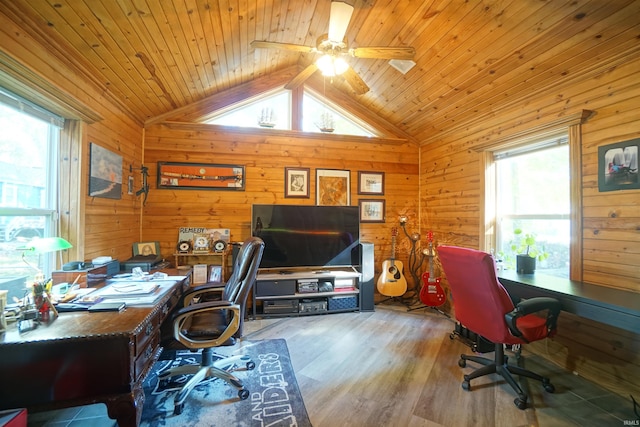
[
  {"left": 174, "top": 403, "right": 184, "bottom": 415},
  {"left": 239, "top": 388, "right": 250, "bottom": 400},
  {"left": 514, "top": 397, "right": 527, "bottom": 410},
  {"left": 462, "top": 380, "right": 471, "bottom": 391}
]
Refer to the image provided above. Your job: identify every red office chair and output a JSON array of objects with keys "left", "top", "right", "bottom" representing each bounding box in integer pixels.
[{"left": 438, "top": 245, "right": 561, "bottom": 409}]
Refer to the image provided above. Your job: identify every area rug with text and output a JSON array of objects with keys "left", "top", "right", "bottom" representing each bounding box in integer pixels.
[{"left": 141, "top": 338, "right": 312, "bottom": 427}]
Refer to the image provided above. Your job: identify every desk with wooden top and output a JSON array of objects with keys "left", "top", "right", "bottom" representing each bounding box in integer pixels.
[{"left": 0, "top": 270, "right": 190, "bottom": 427}]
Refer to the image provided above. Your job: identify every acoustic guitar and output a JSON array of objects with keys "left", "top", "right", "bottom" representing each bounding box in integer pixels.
[
  {"left": 419, "top": 231, "right": 446, "bottom": 306},
  {"left": 377, "top": 227, "right": 408, "bottom": 297}
]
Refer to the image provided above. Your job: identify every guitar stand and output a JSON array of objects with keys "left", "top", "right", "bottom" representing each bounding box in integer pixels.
[
  {"left": 376, "top": 291, "right": 417, "bottom": 309},
  {"left": 407, "top": 301, "right": 451, "bottom": 318}
]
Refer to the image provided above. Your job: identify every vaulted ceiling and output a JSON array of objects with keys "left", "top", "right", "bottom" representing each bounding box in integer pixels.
[{"left": 1, "top": 1, "right": 639, "bottom": 144}]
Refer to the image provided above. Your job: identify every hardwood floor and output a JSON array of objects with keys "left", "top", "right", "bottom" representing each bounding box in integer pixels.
[
  {"left": 27, "top": 302, "right": 637, "bottom": 426},
  {"left": 244, "top": 303, "right": 637, "bottom": 427}
]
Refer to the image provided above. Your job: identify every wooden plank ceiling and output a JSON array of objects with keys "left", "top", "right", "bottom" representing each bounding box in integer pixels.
[{"left": 1, "top": 0, "right": 639, "bottom": 144}]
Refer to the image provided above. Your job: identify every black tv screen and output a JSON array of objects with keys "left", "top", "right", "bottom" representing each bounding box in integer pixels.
[{"left": 251, "top": 204, "right": 360, "bottom": 270}]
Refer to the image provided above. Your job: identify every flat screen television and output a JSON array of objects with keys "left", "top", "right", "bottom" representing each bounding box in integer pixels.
[{"left": 251, "top": 204, "right": 360, "bottom": 271}]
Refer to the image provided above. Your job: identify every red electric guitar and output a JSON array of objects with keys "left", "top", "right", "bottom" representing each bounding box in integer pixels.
[{"left": 419, "top": 231, "right": 446, "bottom": 307}]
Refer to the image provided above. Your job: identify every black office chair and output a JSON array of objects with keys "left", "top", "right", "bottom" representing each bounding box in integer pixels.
[{"left": 157, "top": 236, "right": 264, "bottom": 415}]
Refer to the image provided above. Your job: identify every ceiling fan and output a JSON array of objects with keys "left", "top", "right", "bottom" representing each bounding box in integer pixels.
[{"left": 250, "top": 1, "right": 416, "bottom": 95}]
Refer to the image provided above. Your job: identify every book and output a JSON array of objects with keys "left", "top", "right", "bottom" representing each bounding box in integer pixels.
[{"left": 88, "top": 301, "right": 126, "bottom": 312}]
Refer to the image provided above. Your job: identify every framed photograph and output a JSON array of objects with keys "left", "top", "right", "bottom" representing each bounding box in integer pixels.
[
  {"left": 284, "top": 167, "right": 310, "bottom": 198},
  {"left": 358, "top": 171, "right": 385, "bottom": 195},
  {"left": 157, "top": 162, "right": 245, "bottom": 190},
  {"left": 133, "top": 241, "right": 160, "bottom": 256},
  {"left": 598, "top": 139, "right": 639, "bottom": 192},
  {"left": 89, "top": 143, "right": 122, "bottom": 199},
  {"left": 316, "top": 169, "right": 350, "bottom": 206},
  {"left": 359, "top": 199, "right": 386, "bottom": 223},
  {"left": 209, "top": 265, "right": 223, "bottom": 283}
]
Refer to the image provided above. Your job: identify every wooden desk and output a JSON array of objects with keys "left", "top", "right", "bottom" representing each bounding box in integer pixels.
[
  {"left": 498, "top": 270, "right": 640, "bottom": 334},
  {"left": 0, "top": 271, "right": 190, "bottom": 427}
]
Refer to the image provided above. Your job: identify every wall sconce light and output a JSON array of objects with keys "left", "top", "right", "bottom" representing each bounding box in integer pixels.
[{"left": 130, "top": 165, "right": 149, "bottom": 205}]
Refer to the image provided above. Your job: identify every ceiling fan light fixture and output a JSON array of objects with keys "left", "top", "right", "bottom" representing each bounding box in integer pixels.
[{"left": 316, "top": 55, "right": 349, "bottom": 76}]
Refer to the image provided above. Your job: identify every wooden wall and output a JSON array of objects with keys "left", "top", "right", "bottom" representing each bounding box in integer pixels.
[
  {"left": 142, "top": 122, "right": 420, "bottom": 290},
  {"left": 0, "top": 11, "right": 143, "bottom": 266},
  {"left": 420, "top": 55, "right": 640, "bottom": 398}
]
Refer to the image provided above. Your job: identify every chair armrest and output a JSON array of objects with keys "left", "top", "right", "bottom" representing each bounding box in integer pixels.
[
  {"left": 172, "top": 299, "right": 232, "bottom": 318},
  {"left": 171, "top": 300, "right": 241, "bottom": 349},
  {"left": 505, "top": 297, "right": 562, "bottom": 340},
  {"left": 180, "top": 282, "right": 226, "bottom": 306}
]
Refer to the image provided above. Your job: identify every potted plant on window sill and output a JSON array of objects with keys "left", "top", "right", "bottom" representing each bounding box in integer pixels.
[{"left": 509, "top": 229, "right": 549, "bottom": 274}]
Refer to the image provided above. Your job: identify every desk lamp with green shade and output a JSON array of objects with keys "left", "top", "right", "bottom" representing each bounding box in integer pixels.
[{"left": 20, "top": 236, "right": 72, "bottom": 322}]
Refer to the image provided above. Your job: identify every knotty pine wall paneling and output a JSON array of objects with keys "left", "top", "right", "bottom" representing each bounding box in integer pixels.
[
  {"left": 0, "top": 10, "right": 144, "bottom": 266},
  {"left": 142, "top": 122, "right": 419, "bottom": 296},
  {"left": 419, "top": 56, "right": 640, "bottom": 399}
]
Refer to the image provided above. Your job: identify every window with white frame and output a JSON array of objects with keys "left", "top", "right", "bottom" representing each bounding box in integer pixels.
[
  {"left": 492, "top": 134, "right": 571, "bottom": 278},
  {"left": 205, "top": 87, "right": 377, "bottom": 137},
  {"left": 0, "top": 87, "right": 63, "bottom": 300}
]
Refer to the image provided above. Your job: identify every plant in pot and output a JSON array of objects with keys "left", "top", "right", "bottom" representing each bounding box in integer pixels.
[{"left": 509, "top": 228, "right": 549, "bottom": 274}]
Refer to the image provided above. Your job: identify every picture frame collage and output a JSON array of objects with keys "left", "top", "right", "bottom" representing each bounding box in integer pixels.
[{"left": 284, "top": 167, "right": 386, "bottom": 223}]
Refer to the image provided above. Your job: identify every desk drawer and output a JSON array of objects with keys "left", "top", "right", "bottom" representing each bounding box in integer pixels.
[
  {"left": 135, "top": 334, "right": 159, "bottom": 380},
  {"left": 135, "top": 320, "right": 155, "bottom": 356}
]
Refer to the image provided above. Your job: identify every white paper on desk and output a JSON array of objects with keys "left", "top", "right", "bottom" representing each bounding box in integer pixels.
[
  {"left": 95, "top": 280, "right": 178, "bottom": 307},
  {"left": 96, "top": 282, "right": 160, "bottom": 298}
]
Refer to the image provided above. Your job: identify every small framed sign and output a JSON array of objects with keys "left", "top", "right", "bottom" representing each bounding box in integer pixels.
[
  {"left": 359, "top": 199, "right": 385, "bottom": 223},
  {"left": 284, "top": 167, "right": 310, "bottom": 198},
  {"left": 358, "top": 171, "right": 384, "bottom": 195}
]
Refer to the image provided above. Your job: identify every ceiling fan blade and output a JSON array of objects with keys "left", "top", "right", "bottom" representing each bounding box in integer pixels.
[
  {"left": 328, "top": 1, "right": 354, "bottom": 42},
  {"left": 284, "top": 63, "right": 319, "bottom": 90},
  {"left": 349, "top": 46, "right": 416, "bottom": 60},
  {"left": 342, "top": 67, "right": 369, "bottom": 95},
  {"left": 251, "top": 40, "right": 315, "bottom": 53}
]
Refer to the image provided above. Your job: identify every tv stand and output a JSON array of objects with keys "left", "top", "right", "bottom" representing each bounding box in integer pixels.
[{"left": 252, "top": 268, "right": 362, "bottom": 318}]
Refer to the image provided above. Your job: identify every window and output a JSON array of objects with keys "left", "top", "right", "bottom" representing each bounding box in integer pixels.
[
  {"left": 206, "top": 89, "right": 292, "bottom": 130},
  {"left": 494, "top": 137, "right": 570, "bottom": 278},
  {"left": 205, "top": 87, "right": 378, "bottom": 137},
  {"left": 302, "top": 90, "right": 375, "bottom": 137},
  {"left": 0, "top": 87, "right": 63, "bottom": 300}
]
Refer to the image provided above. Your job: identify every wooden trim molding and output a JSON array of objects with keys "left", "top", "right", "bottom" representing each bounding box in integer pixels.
[
  {"left": 472, "top": 110, "right": 594, "bottom": 152},
  {"left": 0, "top": 51, "right": 103, "bottom": 124},
  {"left": 155, "top": 121, "right": 409, "bottom": 146},
  {"left": 478, "top": 113, "right": 587, "bottom": 281}
]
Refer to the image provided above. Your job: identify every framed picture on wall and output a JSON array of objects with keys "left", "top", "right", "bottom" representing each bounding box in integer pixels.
[
  {"left": 157, "top": 162, "right": 245, "bottom": 190},
  {"left": 89, "top": 143, "right": 122, "bottom": 199},
  {"left": 316, "top": 169, "right": 350, "bottom": 206},
  {"left": 359, "top": 199, "right": 385, "bottom": 223},
  {"left": 358, "top": 171, "right": 385, "bottom": 195},
  {"left": 598, "top": 139, "right": 639, "bottom": 192},
  {"left": 284, "top": 167, "right": 310, "bottom": 198}
]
